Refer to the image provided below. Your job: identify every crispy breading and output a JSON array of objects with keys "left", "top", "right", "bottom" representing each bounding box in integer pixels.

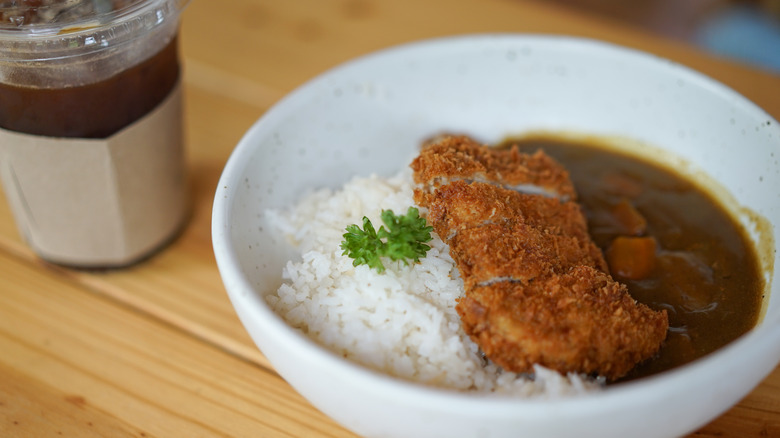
[
  {"left": 410, "top": 135, "right": 577, "bottom": 202},
  {"left": 423, "top": 180, "right": 608, "bottom": 289},
  {"left": 423, "top": 180, "right": 595, "bottom": 243},
  {"left": 456, "top": 266, "right": 669, "bottom": 380},
  {"left": 410, "top": 135, "right": 668, "bottom": 380},
  {"left": 448, "top": 222, "right": 607, "bottom": 289}
]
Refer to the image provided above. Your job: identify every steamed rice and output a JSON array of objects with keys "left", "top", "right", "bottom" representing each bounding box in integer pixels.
[{"left": 265, "top": 168, "right": 603, "bottom": 397}]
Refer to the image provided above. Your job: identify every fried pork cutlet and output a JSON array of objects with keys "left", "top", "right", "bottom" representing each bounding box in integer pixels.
[
  {"left": 457, "top": 266, "right": 669, "bottom": 380},
  {"left": 422, "top": 179, "right": 590, "bottom": 241},
  {"left": 411, "top": 135, "right": 668, "bottom": 381},
  {"left": 425, "top": 181, "right": 608, "bottom": 289},
  {"left": 410, "top": 135, "right": 578, "bottom": 205}
]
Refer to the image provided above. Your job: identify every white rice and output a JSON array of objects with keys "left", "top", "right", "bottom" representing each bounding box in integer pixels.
[{"left": 265, "top": 168, "right": 603, "bottom": 397}]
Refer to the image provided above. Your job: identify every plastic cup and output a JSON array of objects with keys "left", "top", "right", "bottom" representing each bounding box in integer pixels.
[{"left": 0, "top": 0, "right": 191, "bottom": 267}]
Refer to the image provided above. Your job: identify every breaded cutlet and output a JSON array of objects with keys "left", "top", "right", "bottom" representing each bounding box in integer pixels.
[
  {"left": 410, "top": 135, "right": 668, "bottom": 380},
  {"left": 410, "top": 135, "right": 577, "bottom": 204},
  {"left": 447, "top": 221, "right": 608, "bottom": 289},
  {"left": 456, "top": 266, "right": 669, "bottom": 380},
  {"left": 422, "top": 179, "right": 600, "bottom": 248}
]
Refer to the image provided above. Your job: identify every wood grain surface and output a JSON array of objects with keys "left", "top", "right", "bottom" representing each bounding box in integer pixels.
[{"left": 1, "top": 1, "right": 779, "bottom": 437}]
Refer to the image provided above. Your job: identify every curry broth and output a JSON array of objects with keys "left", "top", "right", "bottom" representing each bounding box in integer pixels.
[{"left": 501, "top": 136, "right": 764, "bottom": 381}]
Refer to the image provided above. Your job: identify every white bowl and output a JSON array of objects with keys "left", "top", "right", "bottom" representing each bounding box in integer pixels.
[{"left": 212, "top": 35, "right": 780, "bottom": 438}]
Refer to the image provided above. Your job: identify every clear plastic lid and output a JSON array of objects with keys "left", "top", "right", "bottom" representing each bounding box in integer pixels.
[
  {"left": 0, "top": 0, "right": 189, "bottom": 87},
  {"left": 0, "top": 0, "right": 189, "bottom": 59},
  {"left": 1, "top": 1, "right": 144, "bottom": 27}
]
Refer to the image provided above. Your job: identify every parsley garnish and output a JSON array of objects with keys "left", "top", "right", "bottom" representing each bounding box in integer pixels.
[{"left": 340, "top": 207, "right": 433, "bottom": 273}]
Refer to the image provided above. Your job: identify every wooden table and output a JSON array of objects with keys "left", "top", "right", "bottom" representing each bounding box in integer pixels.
[{"left": 2, "top": 1, "right": 779, "bottom": 436}]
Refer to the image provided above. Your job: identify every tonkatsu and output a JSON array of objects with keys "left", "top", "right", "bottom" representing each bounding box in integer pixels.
[{"left": 410, "top": 135, "right": 668, "bottom": 380}]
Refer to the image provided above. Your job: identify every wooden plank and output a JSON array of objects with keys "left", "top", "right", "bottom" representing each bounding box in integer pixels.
[
  {"left": 0, "top": 250, "right": 357, "bottom": 438},
  {"left": 696, "top": 402, "right": 780, "bottom": 437},
  {"left": 1, "top": 365, "right": 142, "bottom": 438},
  {"left": 179, "top": 0, "right": 780, "bottom": 118},
  {"left": 0, "top": 0, "right": 778, "bottom": 436}
]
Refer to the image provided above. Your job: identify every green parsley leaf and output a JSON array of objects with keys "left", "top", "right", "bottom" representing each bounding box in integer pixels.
[
  {"left": 341, "top": 217, "right": 387, "bottom": 273},
  {"left": 340, "top": 207, "right": 433, "bottom": 273}
]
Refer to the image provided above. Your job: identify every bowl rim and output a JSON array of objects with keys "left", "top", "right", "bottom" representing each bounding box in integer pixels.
[{"left": 212, "top": 33, "right": 780, "bottom": 415}]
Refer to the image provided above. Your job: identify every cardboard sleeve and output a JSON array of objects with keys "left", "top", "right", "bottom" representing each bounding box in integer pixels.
[{"left": 0, "top": 83, "right": 188, "bottom": 267}]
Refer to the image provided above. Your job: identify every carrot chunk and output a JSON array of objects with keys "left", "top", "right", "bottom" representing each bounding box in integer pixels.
[
  {"left": 606, "top": 236, "right": 657, "bottom": 280},
  {"left": 611, "top": 199, "right": 647, "bottom": 236}
]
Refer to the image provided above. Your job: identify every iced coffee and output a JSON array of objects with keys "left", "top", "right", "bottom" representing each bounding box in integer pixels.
[{"left": 0, "top": 0, "right": 190, "bottom": 267}]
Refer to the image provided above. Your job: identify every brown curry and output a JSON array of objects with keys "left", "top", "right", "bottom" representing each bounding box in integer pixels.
[{"left": 502, "top": 135, "right": 765, "bottom": 381}]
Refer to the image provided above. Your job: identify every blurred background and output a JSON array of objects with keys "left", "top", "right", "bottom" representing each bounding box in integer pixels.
[{"left": 540, "top": 0, "right": 780, "bottom": 73}]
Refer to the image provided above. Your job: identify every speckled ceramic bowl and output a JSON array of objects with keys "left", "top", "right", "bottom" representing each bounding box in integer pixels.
[{"left": 213, "top": 35, "right": 780, "bottom": 438}]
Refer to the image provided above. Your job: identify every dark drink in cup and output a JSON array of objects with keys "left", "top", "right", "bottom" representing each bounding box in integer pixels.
[{"left": 0, "top": 0, "right": 190, "bottom": 267}]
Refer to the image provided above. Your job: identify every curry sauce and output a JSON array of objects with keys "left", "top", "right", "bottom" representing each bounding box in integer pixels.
[{"left": 503, "top": 136, "right": 765, "bottom": 381}]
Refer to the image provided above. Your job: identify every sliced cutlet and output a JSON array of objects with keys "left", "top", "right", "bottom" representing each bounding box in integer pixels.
[
  {"left": 410, "top": 135, "right": 577, "bottom": 206},
  {"left": 447, "top": 220, "right": 607, "bottom": 289},
  {"left": 409, "top": 135, "right": 668, "bottom": 380},
  {"left": 424, "top": 180, "right": 594, "bottom": 243},
  {"left": 456, "top": 265, "right": 669, "bottom": 381},
  {"left": 424, "top": 181, "right": 608, "bottom": 288}
]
